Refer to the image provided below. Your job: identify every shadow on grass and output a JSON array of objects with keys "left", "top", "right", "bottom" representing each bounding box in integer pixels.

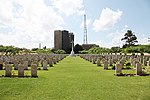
[
  {"left": 0, "top": 75, "right": 38, "bottom": 78},
  {"left": 115, "top": 73, "right": 150, "bottom": 76}
]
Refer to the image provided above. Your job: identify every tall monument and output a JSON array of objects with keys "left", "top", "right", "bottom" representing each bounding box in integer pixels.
[{"left": 39, "top": 43, "right": 41, "bottom": 49}]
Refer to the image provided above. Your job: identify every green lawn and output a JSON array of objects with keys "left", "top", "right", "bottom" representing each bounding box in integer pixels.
[{"left": 0, "top": 56, "right": 150, "bottom": 100}]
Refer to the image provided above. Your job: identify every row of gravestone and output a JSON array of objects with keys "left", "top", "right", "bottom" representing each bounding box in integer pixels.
[
  {"left": 0, "top": 54, "right": 65, "bottom": 66},
  {"left": 0, "top": 54, "right": 67, "bottom": 77},
  {"left": 78, "top": 54, "right": 150, "bottom": 76},
  {"left": 5, "top": 63, "right": 37, "bottom": 77}
]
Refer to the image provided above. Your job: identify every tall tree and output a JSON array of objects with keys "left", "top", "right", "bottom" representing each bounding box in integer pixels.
[{"left": 121, "top": 30, "right": 138, "bottom": 48}]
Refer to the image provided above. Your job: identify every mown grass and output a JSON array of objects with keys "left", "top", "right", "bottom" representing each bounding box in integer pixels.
[{"left": 0, "top": 56, "right": 150, "bottom": 100}]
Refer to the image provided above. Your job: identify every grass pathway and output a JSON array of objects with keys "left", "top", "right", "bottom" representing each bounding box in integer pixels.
[{"left": 0, "top": 56, "right": 150, "bottom": 100}]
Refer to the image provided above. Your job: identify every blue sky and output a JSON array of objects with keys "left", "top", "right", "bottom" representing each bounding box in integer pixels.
[{"left": 0, "top": 0, "right": 150, "bottom": 49}]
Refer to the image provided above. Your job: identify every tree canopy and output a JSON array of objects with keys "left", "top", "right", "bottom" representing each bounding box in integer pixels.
[
  {"left": 121, "top": 30, "right": 138, "bottom": 48},
  {"left": 74, "top": 44, "right": 83, "bottom": 53},
  {"left": 0, "top": 45, "right": 24, "bottom": 55}
]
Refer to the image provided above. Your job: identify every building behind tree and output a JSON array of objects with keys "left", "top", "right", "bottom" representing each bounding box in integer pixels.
[{"left": 82, "top": 44, "right": 97, "bottom": 50}]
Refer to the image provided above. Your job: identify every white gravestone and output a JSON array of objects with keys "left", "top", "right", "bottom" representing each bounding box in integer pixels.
[
  {"left": 97, "top": 57, "right": 101, "bottom": 66},
  {"left": 104, "top": 60, "right": 108, "bottom": 70},
  {"left": 31, "top": 64, "right": 37, "bottom": 77},
  {"left": 115, "top": 63, "right": 122, "bottom": 75},
  {"left": 5, "top": 64, "right": 12, "bottom": 77},
  {"left": 24, "top": 61, "right": 28, "bottom": 70},
  {"left": 18, "top": 64, "right": 24, "bottom": 77},
  {"left": 136, "top": 63, "right": 142, "bottom": 75},
  {"left": 43, "top": 60, "right": 48, "bottom": 70}
]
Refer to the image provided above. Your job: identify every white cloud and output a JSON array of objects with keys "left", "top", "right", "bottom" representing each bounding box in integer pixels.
[
  {"left": 51, "top": 0, "right": 84, "bottom": 16},
  {"left": 138, "top": 36, "right": 149, "bottom": 45},
  {"left": 0, "top": 0, "right": 64, "bottom": 49},
  {"left": 90, "top": 40, "right": 103, "bottom": 47},
  {"left": 107, "top": 26, "right": 149, "bottom": 47},
  {"left": 93, "top": 8, "right": 123, "bottom": 32},
  {"left": 106, "top": 25, "right": 128, "bottom": 48}
]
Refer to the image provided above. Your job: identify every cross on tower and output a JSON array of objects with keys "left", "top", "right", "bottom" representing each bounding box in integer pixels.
[
  {"left": 71, "top": 40, "right": 74, "bottom": 52},
  {"left": 70, "top": 40, "right": 75, "bottom": 56}
]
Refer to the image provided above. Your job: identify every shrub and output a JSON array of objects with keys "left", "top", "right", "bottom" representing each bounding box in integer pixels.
[
  {"left": 112, "top": 65, "right": 115, "bottom": 70},
  {"left": 126, "top": 62, "right": 131, "bottom": 66},
  {"left": 125, "top": 66, "right": 132, "bottom": 69}
]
